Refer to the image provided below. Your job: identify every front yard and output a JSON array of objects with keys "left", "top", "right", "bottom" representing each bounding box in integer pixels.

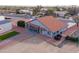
[{"left": 0, "top": 31, "right": 19, "bottom": 41}]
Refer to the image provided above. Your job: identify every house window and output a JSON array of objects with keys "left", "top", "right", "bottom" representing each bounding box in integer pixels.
[
  {"left": 60, "top": 32, "right": 62, "bottom": 34},
  {"left": 47, "top": 31, "right": 51, "bottom": 35},
  {"left": 57, "top": 31, "right": 59, "bottom": 33},
  {"left": 53, "top": 32, "right": 56, "bottom": 35}
]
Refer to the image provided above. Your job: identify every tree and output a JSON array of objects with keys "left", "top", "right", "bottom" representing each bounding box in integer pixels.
[
  {"left": 65, "top": 36, "right": 79, "bottom": 47},
  {"left": 45, "top": 8, "right": 55, "bottom": 16},
  {"left": 67, "top": 6, "right": 79, "bottom": 16},
  {"left": 76, "top": 37, "right": 79, "bottom": 47},
  {"left": 73, "top": 16, "right": 79, "bottom": 27},
  {"left": 53, "top": 7, "right": 60, "bottom": 11},
  {"left": 32, "top": 6, "right": 42, "bottom": 16},
  {"left": 17, "top": 20, "right": 25, "bottom": 28},
  {"left": 47, "top": 9, "right": 54, "bottom": 15},
  {"left": 16, "top": 9, "right": 20, "bottom": 14}
]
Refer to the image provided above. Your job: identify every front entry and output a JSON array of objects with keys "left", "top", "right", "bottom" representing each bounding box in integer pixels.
[{"left": 28, "top": 24, "right": 40, "bottom": 33}]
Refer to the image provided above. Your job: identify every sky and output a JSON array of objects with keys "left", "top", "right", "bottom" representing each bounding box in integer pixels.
[{"left": 0, "top": 0, "right": 79, "bottom": 6}]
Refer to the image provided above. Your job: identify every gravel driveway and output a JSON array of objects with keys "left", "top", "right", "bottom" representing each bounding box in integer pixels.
[{"left": 0, "top": 27, "right": 78, "bottom": 53}]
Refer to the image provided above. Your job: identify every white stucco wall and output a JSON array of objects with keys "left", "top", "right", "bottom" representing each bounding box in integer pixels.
[
  {"left": 54, "top": 11, "right": 68, "bottom": 17},
  {"left": 0, "top": 16, "right": 5, "bottom": 21},
  {"left": 0, "top": 22, "right": 12, "bottom": 34},
  {"left": 67, "top": 22, "right": 76, "bottom": 28}
]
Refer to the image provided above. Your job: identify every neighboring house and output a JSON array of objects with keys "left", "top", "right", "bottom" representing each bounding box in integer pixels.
[
  {"left": 40, "top": 8, "right": 48, "bottom": 11},
  {"left": 54, "top": 11, "right": 68, "bottom": 17},
  {"left": 0, "top": 16, "right": 12, "bottom": 34},
  {"left": 57, "top": 17, "right": 75, "bottom": 23},
  {"left": 35, "top": 8, "right": 48, "bottom": 17},
  {"left": 26, "top": 16, "right": 68, "bottom": 38},
  {"left": 19, "top": 9, "right": 33, "bottom": 15}
]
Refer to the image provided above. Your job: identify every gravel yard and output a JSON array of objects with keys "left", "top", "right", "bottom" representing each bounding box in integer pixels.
[{"left": 0, "top": 32, "right": 79, "bottom": 53}]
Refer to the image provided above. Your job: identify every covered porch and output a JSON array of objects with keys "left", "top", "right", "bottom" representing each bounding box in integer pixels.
[{"left": 26, "top": 23, "right": 45, "bottom": 34}]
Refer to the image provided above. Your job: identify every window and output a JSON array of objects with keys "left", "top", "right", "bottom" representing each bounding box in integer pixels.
[
  {"left": 57, "top": 31, "right": 59, "bottom": 33},
  {"left": 47, "top": 31, "right": 51, "bottom": 35},
  {"left": 53, "top": 32, "right": 56, "bottom": 35},
  {"left": 60, "top": 32, "right": 62, "bottom": 34}
]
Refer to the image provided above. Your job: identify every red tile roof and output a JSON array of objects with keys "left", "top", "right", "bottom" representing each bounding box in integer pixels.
[{"left": 38, "top": 16, "right": 66, "bottom": 32}]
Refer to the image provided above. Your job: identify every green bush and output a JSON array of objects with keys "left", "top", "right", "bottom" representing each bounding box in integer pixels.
[
  {"left": 0, "top": 31, "right": 19, "bottom": 41},
  {"left": 17, "top": 20, "right": 25, "bottom": 28},
  {"left": 65, "top": 36, "right": 78, "bottom": 42}
]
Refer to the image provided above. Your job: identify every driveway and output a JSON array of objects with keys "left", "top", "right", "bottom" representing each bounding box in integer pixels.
[
  {"left": 0, "top": 25, "right": 79, "bottom": 52},
  {"left": 0, "top": 33, "right": 79, "bottom": 53}
]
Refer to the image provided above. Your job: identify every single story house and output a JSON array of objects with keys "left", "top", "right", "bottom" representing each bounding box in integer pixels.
[
  {"left": 0, "top": 16, "right": 12, "bottom": 34},
  {"left": 54, "top": 11, "right": 68, "bottom": 17},
  {"left": 26, "top": 16, "right": 68, "bottom": 38},
  {"left": 19, "top": 9, "right": 33, "bottom": 15}
]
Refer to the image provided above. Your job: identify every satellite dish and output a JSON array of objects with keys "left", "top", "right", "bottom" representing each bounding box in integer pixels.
[{"left": 0, "top": 16, "right": 5, "bottom": 21}]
